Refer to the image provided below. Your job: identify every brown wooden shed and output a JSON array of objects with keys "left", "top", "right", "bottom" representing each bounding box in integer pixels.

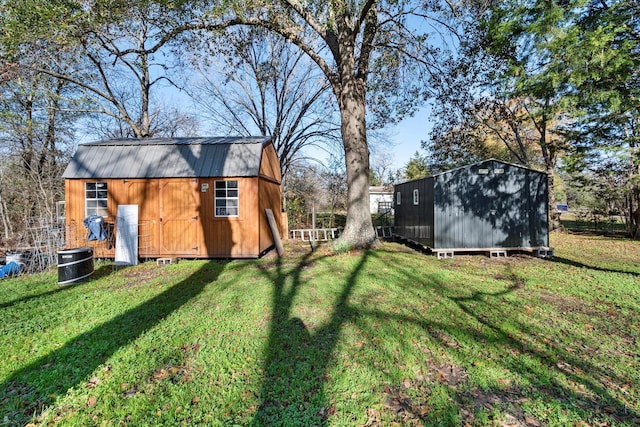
[{"left": 62, "top": 137, "right": 283, "bottom": 259}]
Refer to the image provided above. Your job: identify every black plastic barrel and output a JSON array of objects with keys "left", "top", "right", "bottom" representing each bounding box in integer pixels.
[{"left": 58, "top": 247, "right": 94, "bottom": 285}]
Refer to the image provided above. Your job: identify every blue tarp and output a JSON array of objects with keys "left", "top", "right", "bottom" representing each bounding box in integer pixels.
[
  {"left": 0, "top": 261, "right": 21, "bottom": 278},
  {"left": 83, "top": 215, "right": 107, "bottom": 241}
]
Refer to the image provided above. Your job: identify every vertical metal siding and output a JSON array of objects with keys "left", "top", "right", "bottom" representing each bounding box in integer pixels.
[
  {"left": 417, "top": 160, "right": 549, "bottom": 250},
  {"left": 529, "top": 169, "right": 549, "bottom": 247},
  {"left": 393, "top": 177, "right": 434, "bottom": 247},
  {"left": 435, "top": 160, "right": 496, "bottom": 249}
]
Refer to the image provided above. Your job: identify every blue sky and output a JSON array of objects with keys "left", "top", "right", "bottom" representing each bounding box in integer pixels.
[{"left": 383, "top": 106, "right": 432, "bottom": 171}]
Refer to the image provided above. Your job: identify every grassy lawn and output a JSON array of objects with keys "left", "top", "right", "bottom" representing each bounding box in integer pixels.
[{"left": 1, "top": 233, "right": 639, "bottom": 426}]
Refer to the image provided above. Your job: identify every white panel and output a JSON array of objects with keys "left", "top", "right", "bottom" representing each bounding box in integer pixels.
[{"left": 115, "top": 205, "right": 139, "bottom": 266}]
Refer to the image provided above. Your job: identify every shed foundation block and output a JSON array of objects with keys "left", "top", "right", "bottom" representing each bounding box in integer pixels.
[
  {"left": 534, "top": 249, "right": 554, "bottom": 258},
  {"left": 436, "top": 251, "right": 454, "bottom": 259},
  {"left": 490, "top": 250, "right": 507, "bottom": 258}
]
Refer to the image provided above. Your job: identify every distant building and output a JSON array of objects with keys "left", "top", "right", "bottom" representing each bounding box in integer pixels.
[{"left": 369, "top": 186, "right": 394, "bottom": 214}]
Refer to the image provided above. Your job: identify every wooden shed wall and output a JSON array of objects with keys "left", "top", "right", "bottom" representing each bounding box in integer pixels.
[
  {"left": 258, "top": 179, "right": 283, "bottom": 254},
  {"left": 65, "top": 176, "right": 263, "bottom": 258},
  {"left": 259, "top": 142, "right": 282, "bottom": 182}
]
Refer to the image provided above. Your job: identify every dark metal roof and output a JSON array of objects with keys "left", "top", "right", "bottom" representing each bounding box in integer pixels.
[
  {"left": 63, "top": 137, "right": 272, "bottom": 179},
  {"left": 431, "top": 158, "right": 545, "bottom": 177},
  {"left": 397, "top": 159, "right": 546, "bottom": 186}
]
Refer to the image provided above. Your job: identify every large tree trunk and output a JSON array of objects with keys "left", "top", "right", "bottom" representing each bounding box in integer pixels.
[
  {"left": 537, "top": 107, "right": 561, "bottom": 232},
  {"left": 546, "top": 165, "right": 561, "bottom": 232},
  {"left": 333, "top": 77, "right": 376, "bottom": 249}
]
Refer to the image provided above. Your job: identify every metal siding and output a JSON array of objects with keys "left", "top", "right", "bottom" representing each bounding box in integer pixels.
[
  {"left": 173, "top": 145, "right": 195, "bottom": 176},
  {"left": 491, "top": 161, "right": 527, "bottom": 248},
  {"left": 222, "top": 144, "right": 261, "bottom": 176},
  {"left": 143, "top": 146, "right": 166, "bottom": 178},
  {"left": 393, "top": 182, "right": 408, "bottom": 240},
  {"left": 432, "top": 160, "right": 549, "bottom": 250},
  {"left": 439, "top": 168, "right": 474, "bottom": 249},
  {"left": 190, "top": 144, "right": 207, "bottom": 177},
  {"left": 420, "top": 178, "right": 435, "bottom": 247},
  {"left": 529, "top": 170, "right": 549, "bottom": 246},
  {"left": 203, "top": 144, "right": 230, "bottom": 177},
  {"left": 62, "top": 137, "right": 268, "bottom": 179},
  {"left": 393, "top": 160, "right": 551, "bottom": 251},
  {"left": 393, "top": 177, "right": 434, "bottom": 247}
]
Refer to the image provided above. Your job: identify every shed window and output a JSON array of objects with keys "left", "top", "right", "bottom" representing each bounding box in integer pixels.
[
  {"left": 396, "top": 192, "right": 401, "bottom": 205},
  {"left": 85, "top": 182, "right": 108, "bottom": 217},
  {"left": 215, "top": 180, "right": 239, "bottom": 217},
  {"left": 478, "top": 168, "right": 489, "bottom": 175},
  {"left": 413, "top": 189, "right": 419, "bottom": 205}
]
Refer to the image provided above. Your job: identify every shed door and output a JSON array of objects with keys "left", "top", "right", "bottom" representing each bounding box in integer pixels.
[
  {"left": 159, "top": 179, "right": 200, "bottom": 256},
  {"left": 126, "top": 180, "right": 158, "bottom": 256},
  {"left": 491, "top": 170, "right": 528, "bottom": 248}
]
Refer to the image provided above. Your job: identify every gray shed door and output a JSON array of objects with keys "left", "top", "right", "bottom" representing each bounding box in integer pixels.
[{"left": 436, "top": 164, "right": 534, "bottom": 249}]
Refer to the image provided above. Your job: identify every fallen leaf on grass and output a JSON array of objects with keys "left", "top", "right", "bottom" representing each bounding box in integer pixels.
[
  {"left": 318, "top": 406, "right": 335, "bottom": 420},
  {"left": 87, "top": 377, "right": 100, "bottom": 389},
  {"left": 362, "top": 407, "right": 381, "bottom": 426},
  {"left": 122, "top": 387, "right": 138, "bottom": 398},
  {"left": 87, "top": 396, "right": 97, "bottom": 407},
  {"left": 525, "top": 416, "right": 541, "bottom": 426},
  {"left": 152, "top": 369, "right": 168, "bottom": 382}
]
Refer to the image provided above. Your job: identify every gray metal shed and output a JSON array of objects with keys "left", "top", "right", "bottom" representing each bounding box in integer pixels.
[{"left": 393, "top": 159, "right": 551, "bottom": 257}]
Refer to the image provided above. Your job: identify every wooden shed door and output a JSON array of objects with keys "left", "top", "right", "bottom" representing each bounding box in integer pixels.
[
  {"left": 125, "top": 180, "right": 159, "bottom": 256},
  {"left": 159, "top": 179, "right": 200, "bottom": 256}
]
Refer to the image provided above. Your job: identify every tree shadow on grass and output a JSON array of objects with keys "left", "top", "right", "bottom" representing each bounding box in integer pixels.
[
  {"left": 550, "top": 256, "right": 640, "bottom": 277},
  {"left": 0, "top": 261, "right": 226, "bottom": 426},
  {"left": 0, "top": 264, "right": 114, "bottom": 310},
  {"left": 249, "top": 246, "right": 639, "bottom": 425},
  {"left": 353, "top": 256, "right": 640, "bottom": 425},
  {"left": 447, "top": 273, "right": 640, "bottom": 423},
  {"left": 251, "top": 250, "right": 371, "bottom": 426}
]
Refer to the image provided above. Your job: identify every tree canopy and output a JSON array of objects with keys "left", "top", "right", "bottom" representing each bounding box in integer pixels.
[
  {"left": 426, "top": 0, "right": 639, "bottom": 233},
  {"left": 3, "top": 0, "right": 638, "bottom": 241},
  {"left": 1, "top": 0, "right": 463, "bottom": 248}
]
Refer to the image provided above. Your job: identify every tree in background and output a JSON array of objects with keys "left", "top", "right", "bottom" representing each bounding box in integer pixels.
[
  {"left": 403, "top": 151, "right": 430, "bottom": 181},
  {"left": 319, "top": 156, "right": 348, "bottom": 228},
  {"left": 368, "top": 131, "right": 398, "bottom": 186},
  {"left": 426, "top": 0, "right": 639, "bottom": 231},
  {"left": 1, "top": 1, "right": 195, "bottom": 139},
  {"left": 0, "top": 62, "right": 78, "bottom": 237},
  {"left": 175, "top": 0, "right": 468, "bottom": 249},
  {"left": 284, "top": 158, "right": 347, "bottom": 229},
  {"left": 188, "top": 28, "right": 340, "bottom": 178},
  {"left": 561, "top": 0, "right": 639, "bottom": 237},
  {"left": 0, "top": 1, "right": 202, "bottom": 240},
  {"left": 283, "top": 164, "right": 321, "bottom": 229},
  {"left": 562, "top": 151, "right": 635, "bottom": 233}
]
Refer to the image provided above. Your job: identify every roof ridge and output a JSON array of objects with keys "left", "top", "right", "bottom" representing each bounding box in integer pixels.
[{"left": 81, "top": 136, "right": 271, "bottom": 146}]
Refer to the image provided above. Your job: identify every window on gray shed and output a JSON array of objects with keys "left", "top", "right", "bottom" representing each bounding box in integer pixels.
[{"left": 215, "top": 180, "right": 239, "bottom": 217}]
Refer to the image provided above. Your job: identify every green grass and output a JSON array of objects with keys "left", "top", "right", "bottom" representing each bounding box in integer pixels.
[
  {"left": 560, "top": 212, "right": 628, "bottom": 235},
  {"left": 1, "top": 233, "right": 639, "bottom": 426}
]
